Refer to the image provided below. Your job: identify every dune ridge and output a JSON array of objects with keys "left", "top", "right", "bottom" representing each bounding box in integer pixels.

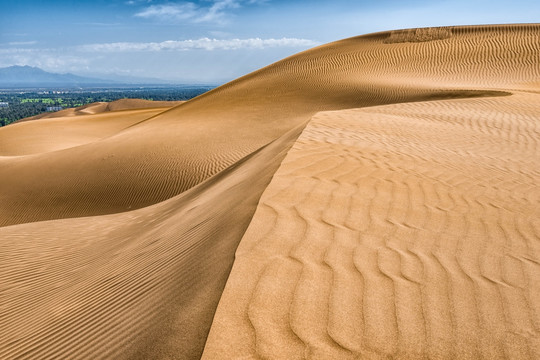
[
  {"left": 0, "top": 108, "right": 174, "bottom": 156},
  {"left": 203, "top": 25, "right": 540, "bottom": 359},
  {"left": 1, "top": 24, "right": 538, "bottom": 228},
  {"left": 204, "top": 93, "right": 540, "bottom": 359},
  {"left": 0, "top": 123, "right": 303, "bottom": 359},
  {"left": 0, "top": 24, "right": 539, "bottom": 359}
]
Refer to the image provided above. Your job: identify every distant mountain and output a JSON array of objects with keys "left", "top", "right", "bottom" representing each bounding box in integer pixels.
[{"left": 0, "top": 66, "right": 116, "bottom": 87}]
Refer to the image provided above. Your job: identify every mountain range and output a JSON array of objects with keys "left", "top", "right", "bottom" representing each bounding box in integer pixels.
[
  {"left": 0, "top": 66, "right": 116, "bottom": 87},
  {"left": 0, "top": 66, "right": 176, "bottom": 87}
]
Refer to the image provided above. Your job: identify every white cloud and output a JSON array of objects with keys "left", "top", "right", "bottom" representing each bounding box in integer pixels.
[
  {"left": 134, "top": 0, "right": 263, "bottom": 23},
  {"left": 0, "top": 48, "right": 39, "bottom": 55},
  {"left": 79, "top": 38, "right": 319, "bottom": 52},
  {"left": 196, "top": 0, "right": 240, "bottom": 23},
  {"left": 136, "top": 3, "right": 199, "bottom": 21},
  {"left": 0, "top": 47, "right": 91, "bottom": 72},
  {"left": 0, "top": 51, "right": 89, "bottom": 72},
  {"left": 125, "top": 0, "right": 153, "bottom": 4},
  {"left": 7, "top": 41, "right": 37, "bottom": 46}
]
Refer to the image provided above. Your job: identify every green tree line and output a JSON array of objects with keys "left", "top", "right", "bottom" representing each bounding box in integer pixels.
[{"left": 0, "top": 87, "right": 213, "bottom": 127}]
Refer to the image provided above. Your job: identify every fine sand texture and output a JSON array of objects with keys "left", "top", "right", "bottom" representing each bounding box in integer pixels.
[
  {"left": 1, "top": 25, "right": 538, "bottom": 228},
  {"left": 1, "top": 24, "right": 539, "bottom": 359},
  {"left": 204, "top": 25, "right": 540, "bottom": 359},
  {"left": 204, "top": 93, "right": 540, "bottom": 359},
  {"left": 0, "top": 108, "right": 172, "bottom": 155},
  {"left": 0, "top": 123, "right": 304, "bottom": 359}
]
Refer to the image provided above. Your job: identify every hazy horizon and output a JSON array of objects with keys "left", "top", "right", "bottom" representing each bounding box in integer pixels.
[{"left": 1, "top": 0, "right": 539, "bottom": 83}]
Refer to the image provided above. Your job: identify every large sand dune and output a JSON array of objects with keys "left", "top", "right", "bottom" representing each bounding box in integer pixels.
[
  {"left": 204, "top": 93, "right": 540, "bottom": 359},
  {"left": 1, "top": 24, "right": 539, "bottom": 359},
  {"left": 1, "top": 108, "right": 172, "bottom": 155}
]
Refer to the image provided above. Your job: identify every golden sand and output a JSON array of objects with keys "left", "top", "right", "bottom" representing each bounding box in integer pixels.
[{"left": 1, "top": 25, "right": 539, "bottom": 359}]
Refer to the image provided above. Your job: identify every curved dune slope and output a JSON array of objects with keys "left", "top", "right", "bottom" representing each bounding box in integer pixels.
[
  {"left": 1, "top": 25, "right": 538, "bottom": 227},
  {"left": 0, "top": 124, "right": 302, "bottom": 359},
  {"left": 0, "top": 24, "right": 539, "bottom": 360},
  {"left": 0, "top": 108, "right": 172, "bottom": 155},
  {"left": 204, "top": 93, "right": 540, "bottom": 359}
]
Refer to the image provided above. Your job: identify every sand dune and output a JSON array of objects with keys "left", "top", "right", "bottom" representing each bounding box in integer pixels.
[
  {"left": 3, "top": 99, "right": 184, "bottom": 155},
  {"left": 0, "top": 123, "right": 303, "bottom": 359},
  {"left": 2, "top": 25, "right": 538, "bottom": 228},
  {"left": 0, "top": 108, "right": 173, "bottom": 155},
  {"left": 1, "top": 24, "right": 539, "bottom": 359},
  {"left": 21, "top": 98, "right": 184, "bottom": 121},
  {"left": 204, "top": 93, "right": 540, "bottom": 359}
]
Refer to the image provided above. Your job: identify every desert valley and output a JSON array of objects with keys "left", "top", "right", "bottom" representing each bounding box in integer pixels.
[{"left": 0, "top": 24, "right": 539, "bottom": 359}]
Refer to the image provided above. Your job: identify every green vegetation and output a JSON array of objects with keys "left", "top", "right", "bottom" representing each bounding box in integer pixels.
[{"left": 0, "top": 86, "right": 214, "bottom": 127}]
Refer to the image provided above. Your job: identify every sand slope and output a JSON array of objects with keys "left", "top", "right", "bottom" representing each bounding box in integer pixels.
[
  {"left": 0, "top": 123, "right": 303, "bottom": 359},
  {"left": 203, "top": 25, "right": 540, "bottom": 359},
  {"left": 0, "top": 108, "right": 172, "bottom": 155},
  {"left": 1, "top": 25, "right": 538, "bottom": 228},
  {"left": 204, "top": 93, "right": 540, "bottom": 359},
  {"left": 0, "top": 24, "right": 539, "bottom": 359}
]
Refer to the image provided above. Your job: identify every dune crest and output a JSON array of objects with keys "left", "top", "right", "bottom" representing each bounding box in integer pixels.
[
  {"left": 1, "top": 24, "right": 538, "bottom": 228},
  {"left": 204, "top": 93, "right": 540, "bottom": 359},
  {"left": 0, "top": 124, "right": 303, "bottom": 359},
  {"left": 0, "top": 24, "right": 539, "bottom": 359},
  {"left": 203, "top": 25, "right": 540, "bottom": 359},
  {"left": 0, "top": 108, "right": 172, "bottom": 155}
]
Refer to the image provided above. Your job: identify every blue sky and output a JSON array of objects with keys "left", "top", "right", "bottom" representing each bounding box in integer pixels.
[{"left": 1, "top": 0, "right": 538, "bottom": 83}]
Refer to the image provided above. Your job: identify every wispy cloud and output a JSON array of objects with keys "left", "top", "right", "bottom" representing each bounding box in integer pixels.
[
  {"left": 135, "top": 0, "right": 263, "bottom": 23},
  {"left": 197, "top": 0, "right": 240, "bottom": 23},
  {"left": 0, "top": 46, "right": 91, "bottom": 72},
  {"left": 0, "top": 48, "right": 39, "bottom": 54},
  {"left": 78, "top": 38, "right": 319, "bottom": 52},
  {"left": 7, "top": 41, "right": 37, "bottom": 46},
  {"left": 74, "top": 22, "right": 123, "bottom": 27},
  {"left": 136, "top": 3, "right": 199, "bottom": 21},
  {"left": 125, "top": 0, "right": 153, "bottom": 4},
  {"left": 0, "top": 52, "right": 89, "bottom": 72}
]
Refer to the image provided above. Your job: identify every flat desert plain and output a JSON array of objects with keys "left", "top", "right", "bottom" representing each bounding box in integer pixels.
[{"left": 0, "top": 25, "right": 539, "bottom": 359}]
